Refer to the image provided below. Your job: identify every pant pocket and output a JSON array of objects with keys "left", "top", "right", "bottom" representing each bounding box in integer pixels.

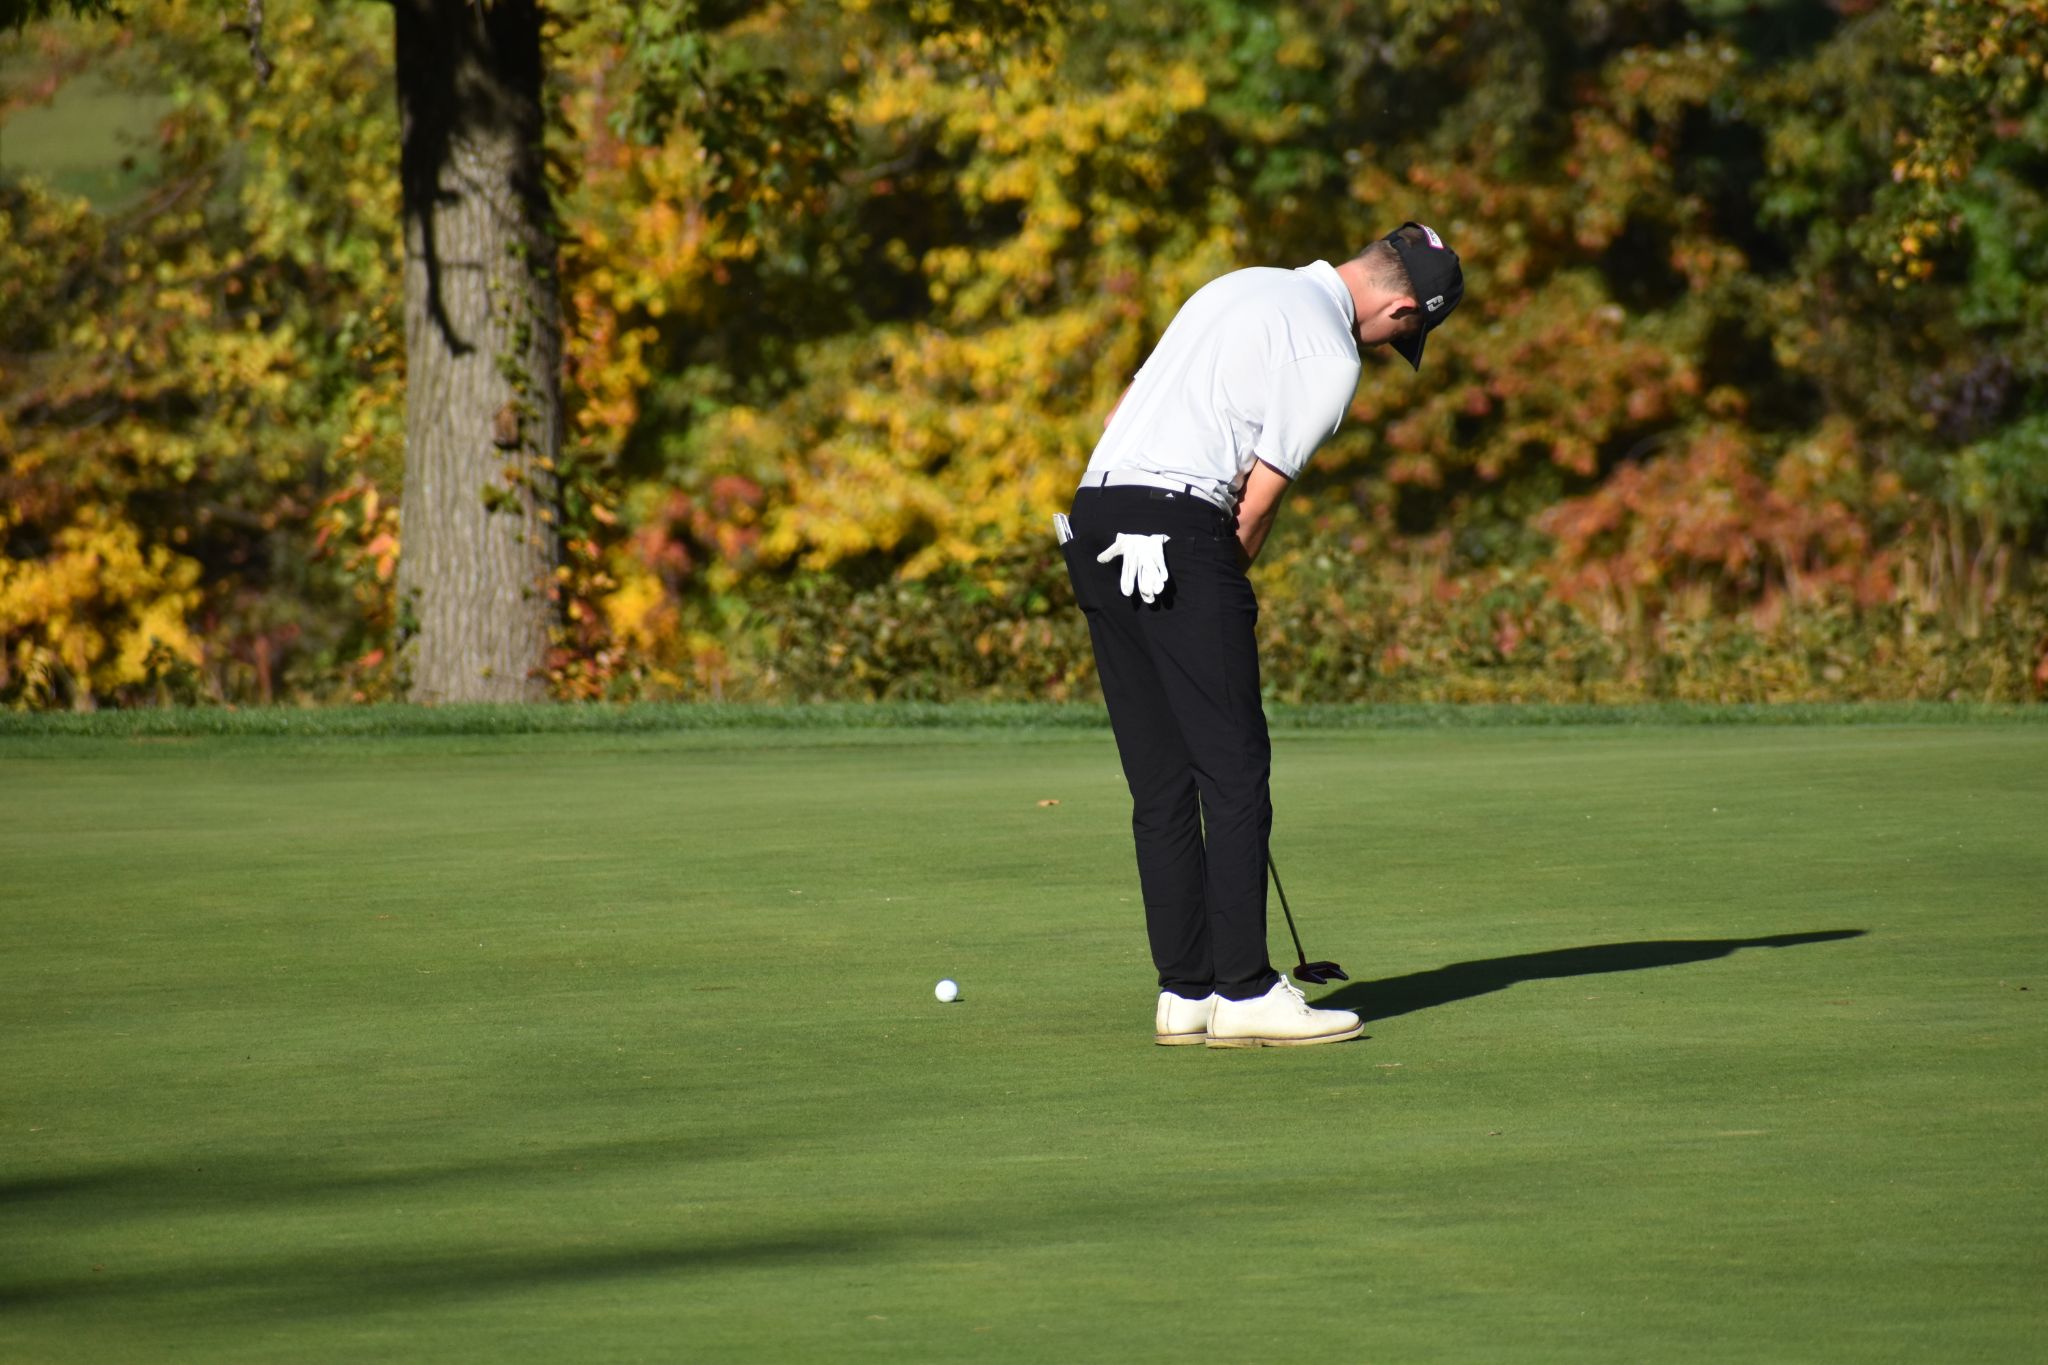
[{"left": 1060, "top": 538, "right": 1098, "bottom": 613}]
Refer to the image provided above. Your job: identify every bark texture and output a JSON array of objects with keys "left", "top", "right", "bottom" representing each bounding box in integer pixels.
[{"left": 393, "top": 0, "right": 560, "bottom": 703}]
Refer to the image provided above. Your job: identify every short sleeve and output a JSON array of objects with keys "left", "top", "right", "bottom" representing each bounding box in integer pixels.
[{"left": 1251, "top": 355, "right": 1360, "bottom": 480}]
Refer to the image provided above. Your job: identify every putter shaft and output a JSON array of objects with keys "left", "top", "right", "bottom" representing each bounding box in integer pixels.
[
  {"left": 1267, "top": 852, "right": 1350, "bottom": 983},
  {"left": 1268, "top": 854, "right": 1310, "bottom": 963}
]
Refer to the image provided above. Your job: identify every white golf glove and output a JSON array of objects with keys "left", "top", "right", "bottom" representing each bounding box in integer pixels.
[{"left": 1098, "top": 533, "right": 1171, "bottom": 603}]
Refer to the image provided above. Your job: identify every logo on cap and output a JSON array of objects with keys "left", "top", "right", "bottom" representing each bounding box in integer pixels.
[
  {"left": 1425, "top": 294, "right": 1445, "bottom": 312},
  {"left": 1420, "top": 224, "right": 1444, "bottom": 249}
]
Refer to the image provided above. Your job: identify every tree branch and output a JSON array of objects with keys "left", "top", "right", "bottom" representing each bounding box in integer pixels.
[{"left": 221, "top": 0, "right": 272, "bottom": 85}]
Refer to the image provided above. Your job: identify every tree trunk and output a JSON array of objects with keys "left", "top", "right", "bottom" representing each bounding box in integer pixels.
[{"left": 393, "top": 0, "right": 560, "bottom": 703}]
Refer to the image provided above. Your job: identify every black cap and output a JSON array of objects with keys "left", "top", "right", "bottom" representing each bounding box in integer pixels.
[{"left": 1382, "top": 221, "right": 1463, "bottom": 371}]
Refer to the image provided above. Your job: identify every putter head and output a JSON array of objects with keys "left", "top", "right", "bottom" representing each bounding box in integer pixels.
[{"left": 1293, "top": 960, "right": 1349, "bottom": 985}]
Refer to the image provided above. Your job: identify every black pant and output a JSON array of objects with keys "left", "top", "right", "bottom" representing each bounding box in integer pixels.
[{"left": 1063, "top": 486, "right": 1279, "bottom": 1002}]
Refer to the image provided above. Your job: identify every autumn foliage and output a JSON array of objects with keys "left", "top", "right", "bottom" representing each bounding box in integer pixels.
[{"left": 3, "top": 0, "right": 2045, "bottom": 707}]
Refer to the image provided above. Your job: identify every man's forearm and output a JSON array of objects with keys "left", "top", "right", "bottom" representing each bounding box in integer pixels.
[
  {"left": 1237, "top": 508, "right": 1280, "bottom": 567},
  {"left": 1233, "top": 460, "right": 1292, "bottom": 567}
]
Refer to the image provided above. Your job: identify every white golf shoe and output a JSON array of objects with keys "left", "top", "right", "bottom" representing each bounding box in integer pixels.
[
  {"left": 1205, "top": 976, "right": 1363, "bottom": 1049},
  {"left": 1153, "top": 991, "right": 1217, "bottom": 1046}
]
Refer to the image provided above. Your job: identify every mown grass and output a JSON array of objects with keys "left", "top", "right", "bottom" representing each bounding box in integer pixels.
[
  {"left": 3, "top": 721, "right": 2043, "bottom": 1361},
  {"left": 0, "top": 69, "right": 170, "bottom": 209},
  {"left": 1, "top": 698, "right": 2041, "bottom": 741}
]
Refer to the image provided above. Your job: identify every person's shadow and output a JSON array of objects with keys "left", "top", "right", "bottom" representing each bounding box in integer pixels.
[{"left": 1313, "top": 930, "right": 1866, "bottom": 1023}]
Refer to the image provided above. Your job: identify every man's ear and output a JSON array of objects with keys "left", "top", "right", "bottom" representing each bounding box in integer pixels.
[{"left": 1385, "top": 296, "right": 1420, "bottom": 322}]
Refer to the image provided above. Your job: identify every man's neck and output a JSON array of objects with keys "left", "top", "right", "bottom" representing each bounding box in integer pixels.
[{"left": 1333, "top": 258, "right": 1385, "bottom": 326}]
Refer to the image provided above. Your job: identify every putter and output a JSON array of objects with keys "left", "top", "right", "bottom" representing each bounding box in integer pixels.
[{"left": 1268, "top": 853, "right": 1349, "bottom": 984}]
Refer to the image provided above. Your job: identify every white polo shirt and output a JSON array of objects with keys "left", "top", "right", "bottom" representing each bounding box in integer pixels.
[{"left": 1084, "top": 261, "right": 1361, "bottom": 507}]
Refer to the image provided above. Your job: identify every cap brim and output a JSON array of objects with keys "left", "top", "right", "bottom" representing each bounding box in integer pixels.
[{"left": 1391, "top": 329, "right": 1426, "bottom": 371}]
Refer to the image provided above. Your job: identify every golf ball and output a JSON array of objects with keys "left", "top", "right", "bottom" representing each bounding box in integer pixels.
[{"left": 934, "top": 978, "right": 960, "bottom": 1003}]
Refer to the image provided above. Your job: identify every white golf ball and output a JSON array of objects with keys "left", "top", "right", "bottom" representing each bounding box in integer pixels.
[{"left": 934, "top": 978, "right": 960, "bottom": 1003}]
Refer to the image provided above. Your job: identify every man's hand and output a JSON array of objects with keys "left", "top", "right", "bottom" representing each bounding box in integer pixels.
[
  {"left": 1235, "top": 461, "right": 1293, "bottom": 566},
  {"left": 1098, "top": 533, "right": 1171, "bottom": 602}
]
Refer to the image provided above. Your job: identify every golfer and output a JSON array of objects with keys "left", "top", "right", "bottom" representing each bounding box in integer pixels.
[{"left": 1060, "top": 222, "right": 1465, "bottom": 1048}]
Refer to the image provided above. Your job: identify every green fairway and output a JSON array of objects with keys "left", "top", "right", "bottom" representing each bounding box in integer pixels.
[
  {"left": 3, "top": 718, "right": 2043, "bottom": 1361},
  {"left": 0, "top": 69, "right": 171, "bottom": 209}
]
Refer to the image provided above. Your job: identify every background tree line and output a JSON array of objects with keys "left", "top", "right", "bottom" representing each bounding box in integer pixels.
[{"left": 2, "top": 0, "right": 2044, "bottom": 709}]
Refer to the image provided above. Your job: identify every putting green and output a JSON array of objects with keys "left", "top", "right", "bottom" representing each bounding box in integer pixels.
[{"left": 3, "top": 720, "right": 2043, "bottom": 1361}]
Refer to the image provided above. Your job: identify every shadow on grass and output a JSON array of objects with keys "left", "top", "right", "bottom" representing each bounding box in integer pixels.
[
  {"left": 0, "top": 1134, "right": 884, "bottom": 1315},
  {"left": 0, "top": 1231, "right": 875, "bottom": 1314},
  {"left": 0, "top": 1133, "right": 751, "bottom": 1221},
  {"left": 1315, "top": 930, "right": 1867, "bottom": 1023}
]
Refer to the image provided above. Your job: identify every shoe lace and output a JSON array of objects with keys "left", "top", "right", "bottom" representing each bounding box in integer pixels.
[{"left": 1277, "top": 976, "right": 1309, "bottom": 1010}]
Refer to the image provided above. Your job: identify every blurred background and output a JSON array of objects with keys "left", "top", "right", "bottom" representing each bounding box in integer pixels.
[{"left": 2, "top": 0, "right": 2043, "bottom": 709}]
